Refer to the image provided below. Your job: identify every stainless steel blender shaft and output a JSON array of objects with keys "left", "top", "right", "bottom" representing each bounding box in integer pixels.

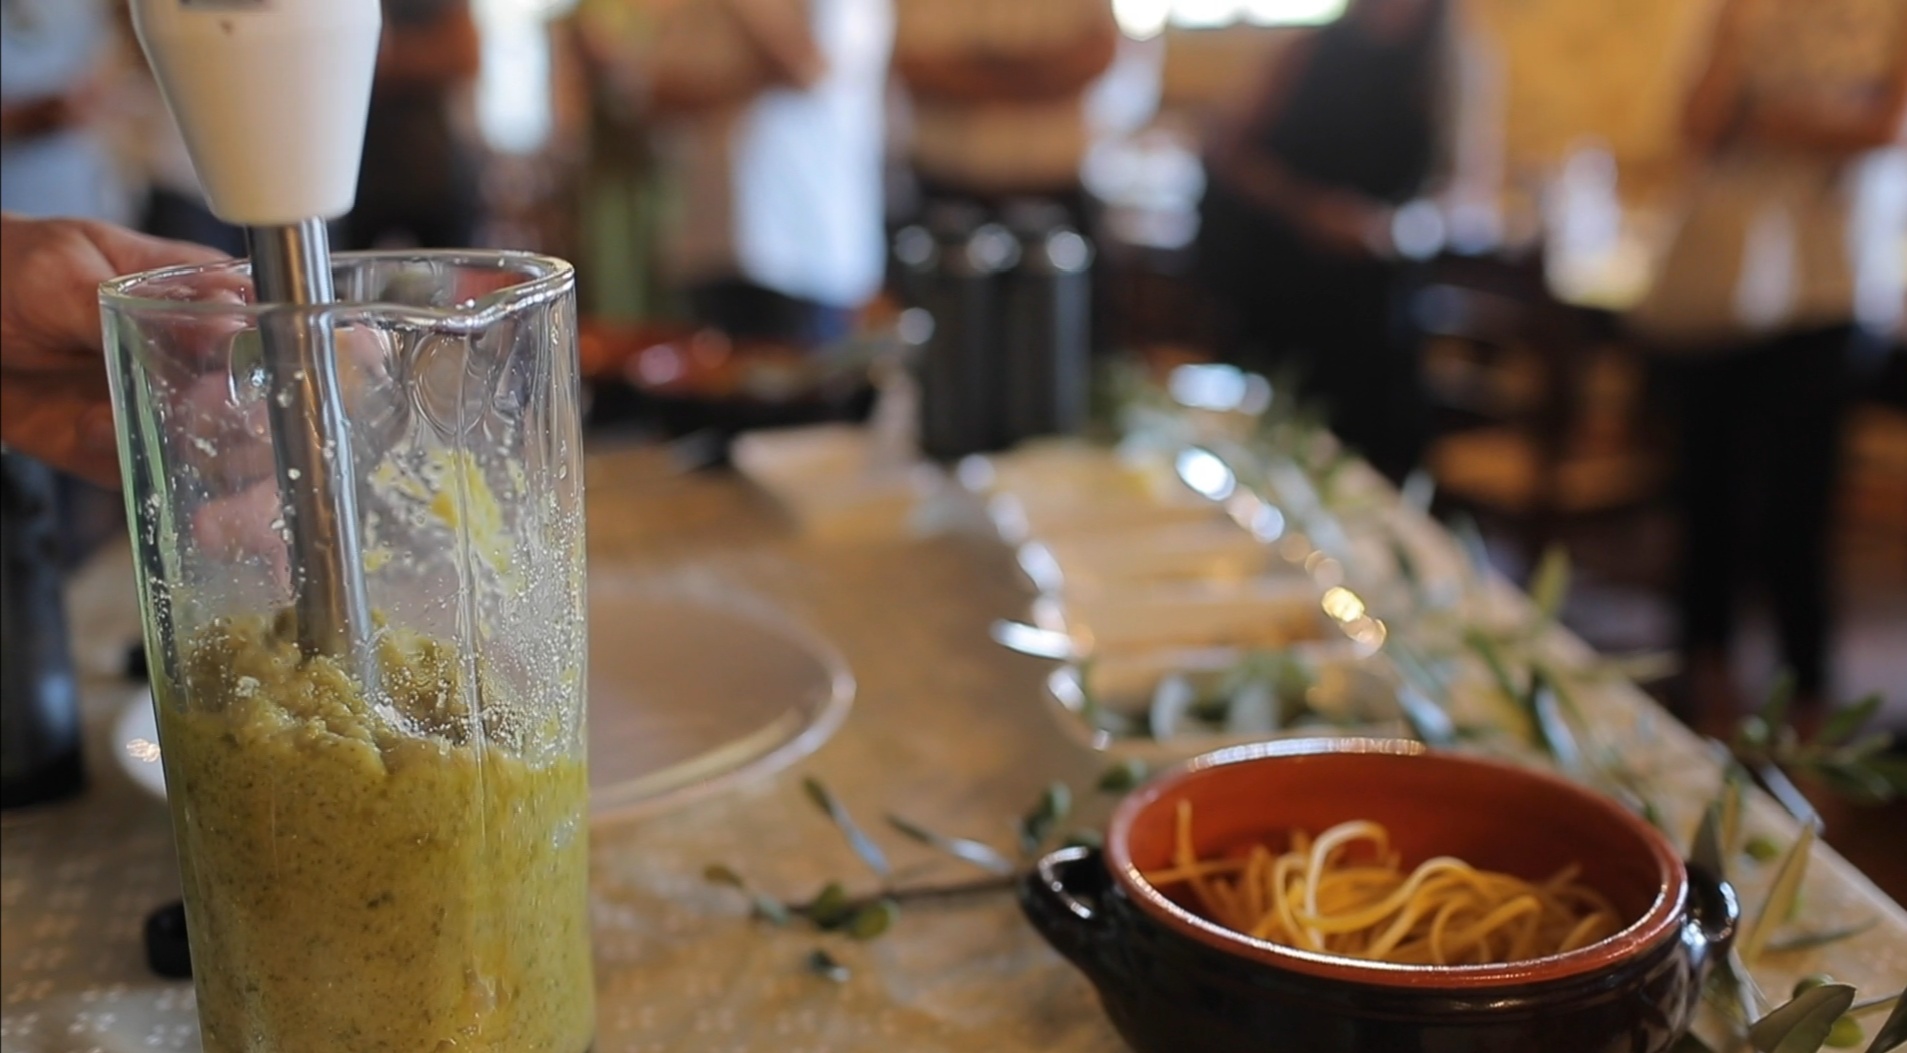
[{"left": 250, "top": 219, "right": 377, "bottom": 681}]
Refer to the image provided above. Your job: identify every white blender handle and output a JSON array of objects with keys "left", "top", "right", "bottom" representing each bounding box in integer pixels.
[
  {"left": 130, "top": 0, "right": 385, "bottom": 673},
  {"left": 130, "top": 0, "right": 383, "bottom": 227}
]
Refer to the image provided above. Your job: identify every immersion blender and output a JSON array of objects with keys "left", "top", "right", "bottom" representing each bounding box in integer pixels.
[{"left": 129, "top": 0, "right": 382, "bottom": 681}]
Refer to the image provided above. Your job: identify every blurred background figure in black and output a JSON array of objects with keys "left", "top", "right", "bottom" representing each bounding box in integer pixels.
[
  {"left": 339, "top": 0, "right": 484, "bottom": 251},
  {"left": 1195, "top": 0, "right": 1458, "bottom": 484},
  {"left": 1629, "top": 0, "right": 1907, "bottom": 731}
]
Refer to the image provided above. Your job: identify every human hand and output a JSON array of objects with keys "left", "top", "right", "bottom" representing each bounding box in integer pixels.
[{"left": 0, "top": 215, "right": 226, "bottom": 488}]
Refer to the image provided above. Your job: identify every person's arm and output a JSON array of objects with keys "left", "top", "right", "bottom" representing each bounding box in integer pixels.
[
  {"left": 1206, "top": 36, "right": 1391, "bottom": 257},
  {"left": 648, "top": 0, "right": 823, "bottom": 115},
  {"left": 0, "top": 95, "right": 81, "bottom": 140},
  {"left": 1679, "top": 0, "right": 1753, "bottom": 156},
  {"left": 896, "top": 4, "right": 1119, "bottom": 103},
  {"left": 0, "top": 71, "right": 105, "bottom": 142},
  {"left": 0, "top": 215, "right": 226, "bottom": 487},
  {"left": 376, "top": 0, "right": 482, "bottom": 90},
  {"left": 1741, "top": 50, "right": 1907, "bottom": 154},
  {"left": 728, "top": 0, "right": 826, "bottom": 90}
]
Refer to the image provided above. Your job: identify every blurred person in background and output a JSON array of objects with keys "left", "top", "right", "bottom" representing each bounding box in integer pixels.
[
  {"left": 1630, "top": 0, "right": 1907, "bottom": 731},
  {"left": 650, "top": 0, "right": 894, "bottom": 347},
  {"left": 4, "top": 0, "right": 139, "bottom": 565},
  {"left": 339, "top": 0, "right": 484, "bottom": 251},
  {"left": 573, "top": 0, "right": 682, "bottom": 325},
  {"left": 1194, "top": 0, "right": 1484, "bottom": 485},
  {"left": 2, "top": 0, "right": 126, "bottom": 224},
  {"left": 893, "top": 0, "right": 1121, "bottom": 231}
]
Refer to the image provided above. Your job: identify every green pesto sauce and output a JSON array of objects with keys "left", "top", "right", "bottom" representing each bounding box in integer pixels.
[{"left": 158, "top": 615, "right": 594, "bottom": 1053}]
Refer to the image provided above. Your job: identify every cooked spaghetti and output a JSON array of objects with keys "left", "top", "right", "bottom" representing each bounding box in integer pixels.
[{"left": 1142, "top": 805, "right": 1621, "bottom": 965}]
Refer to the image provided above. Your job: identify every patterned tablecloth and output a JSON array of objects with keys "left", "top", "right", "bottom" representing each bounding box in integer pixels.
[{"left": 3, "top": 443, "right": 1903, "bottom": 1053}]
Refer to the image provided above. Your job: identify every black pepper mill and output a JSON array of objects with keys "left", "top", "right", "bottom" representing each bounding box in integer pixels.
[
  {"left": 1001, "top": 201, "right": 1095, "bottom": 446},
  {"left": 910, "top": 203, "right": 1021, "bottom": 459},
  {"left": 1, "top": 451, "right": 86, "bottom": 808}
]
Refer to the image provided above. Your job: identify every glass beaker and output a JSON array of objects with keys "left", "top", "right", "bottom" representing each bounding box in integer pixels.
[{"left": 100, "top": 251, "right": 593, "bottom": 1053}]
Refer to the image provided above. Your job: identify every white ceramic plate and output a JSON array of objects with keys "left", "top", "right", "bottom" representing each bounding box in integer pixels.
[{"left": 112, "top": 576, "right": 855, "bottom": 826}]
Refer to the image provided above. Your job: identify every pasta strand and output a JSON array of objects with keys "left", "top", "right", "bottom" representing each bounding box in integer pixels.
[{"left": 1143, "top": 814, "right": 1619, "bottom": 966}]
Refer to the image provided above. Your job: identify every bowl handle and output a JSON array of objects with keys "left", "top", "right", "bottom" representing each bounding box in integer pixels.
[
  {"left": 1019, "top": 845, "right": 1116, "bottom": 971},
  {"left": 1682, "top": 863, "right": 1741, "bottom": 981}
]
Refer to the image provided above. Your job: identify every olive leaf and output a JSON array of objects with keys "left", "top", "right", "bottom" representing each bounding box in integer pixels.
[
  {"left": 1602, "top": 650, "right": 1681, "bottom": 685},
  {"left": 1833, "top": 732, "right": 1895, "bottom": 764},
  {"left": 1753, "top": 762, "right": 1822, "bottom": 829},
  {"left": 805, "top": 882, "right": 855, "bottom": 929},
  {"left": 1096, "top": 758, "right": 1148, "bottom": 794},
  {"left": 806, "top": 948, "right": 851, "bottom": 983},
  {"left": 703, "top": 864, "right": 792, "bottom": 925},
  {"left": 1390, "top": 536, "right": 1424, "bottom": 597},
  {"left": 1692, "top": 798, "right": 1730, "bottom": 885},
  {"left": 1529, "top": 543, "right": 1571, "bottom": 624},
  {"left": 845, "top": 898, "right": 899, "bottom": 941},
  {"left": 1074, "top": 658, "right": 1108, "bottom": 728},
  {"left": 1865, "top": 757, "right": 1907, "bottom": 797},
  {"left": 1019, "top": 782, "right": 1073, "bottom": 857},
  {"left": 1450, "top": 512, "right": 1492, "bottom": 579},
  {"left": 1063, "top": 828, "right": 1105, "bottom": 851},
  {"left": 1757, "top": 674, "right": 1797, "bottom": 741},
  {"left": 1830, "top": 1017, "right": 1867, "bottom": 1049},
  {"left": 1739, "top": 822, "right": 1817, "bottom": 967},
  {"left": 1382, "top": 639, "right": 1457, "bottom": 747},
  {"left": 1818, "top": 694, "right": 1884, "bottom": 747},
  {"left": 1640, "top": 797, "right": 1666, "bottom": 832},
  {"left": 1395, "top": 679, "right": 1458, "bottom": 748},
  {"left": 1811, "top": 762, "right": 1897, "bottom": 806},
  {"left": 1864, "top": 991, "right": 1907, "bottom": 1053},
  {"left": 1525, "top": 669, "right": 1582, "bottom": 774},
  {"left": 1747, "top": 982, "right": 1855, "bottom": 1053},
  {"left": 1464, "top": 629, "right": 1524, "bottom": 706},
  {"left": 803, "top": 777, "right": 892, "bottom": 879},
  {"left": 1766, "top": 919, "right": 1877, "bottom": 955},
  {"left": 1718, "top": 946, "right": 1772, "bottom": 1025},
  {"left": 885, "top": 814, "right": 1016, "bottom": 876},
  {"left": 1400, "top": 468, "right": 1436, "bottom": 514},
  {"left": 1719, "top": 766, "right": 1747, "bottom": 863},
  {"left": 1850, "top": 993, "right": 1900, "bottom": 1018},
  {"left": 1225, "top": 678, "right": 1279, "bottom": 736},
  {"left": 1746, "top": 836, "right": 1782, "bottom": 863},
  {"left": 1148, "top": 673, "right": 1196, "bottom": 741}
]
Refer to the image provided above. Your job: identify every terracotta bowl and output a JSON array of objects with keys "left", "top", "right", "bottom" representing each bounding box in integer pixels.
[{"left": 1020, "top": 738, "right": 1737, "bottom": 1053}]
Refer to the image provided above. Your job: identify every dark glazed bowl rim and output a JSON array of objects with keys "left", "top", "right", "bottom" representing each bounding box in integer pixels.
[{"left": 1105, "top": 737, "right": 1688, "bottom": 989}]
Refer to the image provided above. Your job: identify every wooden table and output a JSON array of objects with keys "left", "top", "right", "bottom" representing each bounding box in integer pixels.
[{"left": 2, "top": 441, "right": 1902, "bottom": 1052}]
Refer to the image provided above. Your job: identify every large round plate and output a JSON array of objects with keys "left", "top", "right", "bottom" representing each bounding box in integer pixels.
[
  {"left": 112, "top": 577, "right": 855, "bottom": 825},
  {"left": 583, "top": 573, "right": 855, "bottom": 822}
]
